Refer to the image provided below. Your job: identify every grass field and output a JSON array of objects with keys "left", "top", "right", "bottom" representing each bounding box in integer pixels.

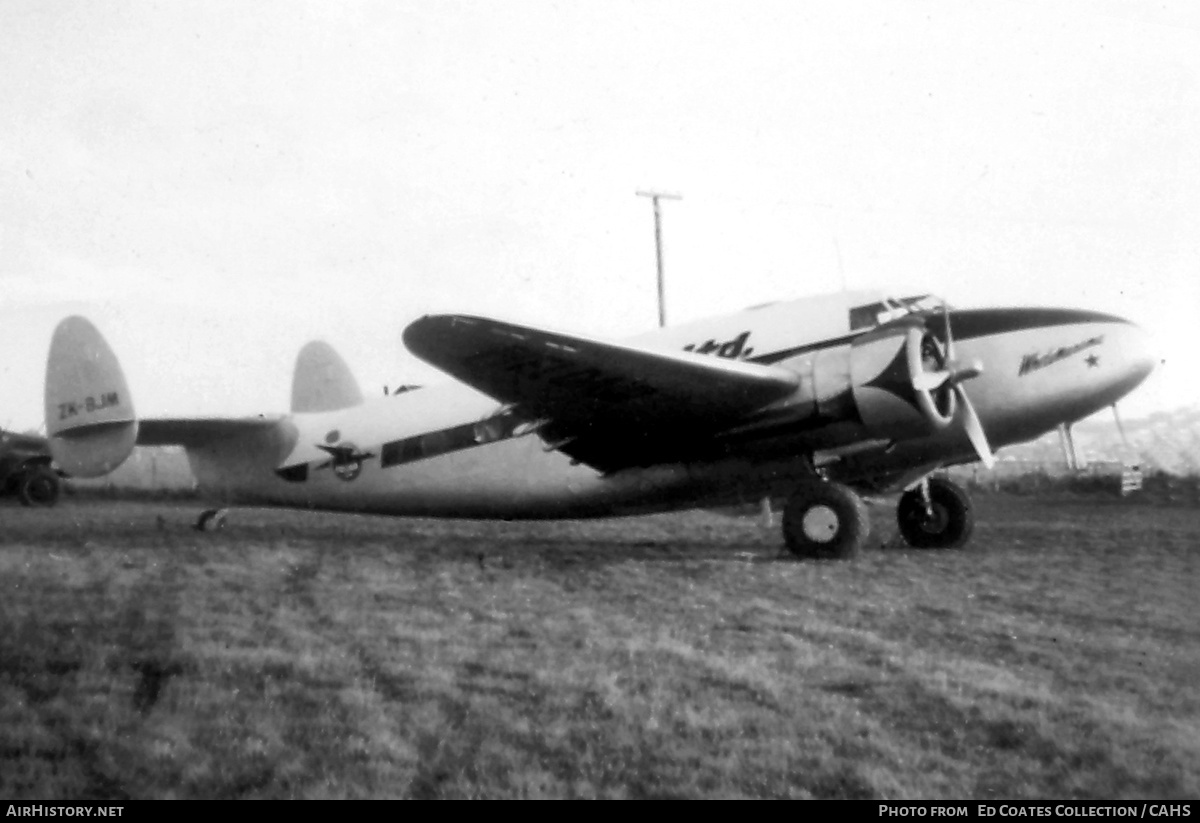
[{"left": 1, "top": 494, "right": 1197, "bottom": 799}]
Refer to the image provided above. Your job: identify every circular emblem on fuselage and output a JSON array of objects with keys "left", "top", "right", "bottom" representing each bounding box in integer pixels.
[{"left": 333, "top": 442, "right": 365, "bottom": 482}]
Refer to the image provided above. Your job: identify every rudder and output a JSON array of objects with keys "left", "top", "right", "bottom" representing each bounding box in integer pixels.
[{"left": 44, "top": 316, "right": 138, "bottom": 477}]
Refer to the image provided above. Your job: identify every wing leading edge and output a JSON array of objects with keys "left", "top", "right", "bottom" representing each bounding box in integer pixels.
[{"left": 402, "top": 314, "right": 801, "bottom": 471}]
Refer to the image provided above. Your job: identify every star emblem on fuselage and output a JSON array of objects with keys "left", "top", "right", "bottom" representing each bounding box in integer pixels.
[{"left": 1085, "top": 354, "right": 1100, "bottom": 368}]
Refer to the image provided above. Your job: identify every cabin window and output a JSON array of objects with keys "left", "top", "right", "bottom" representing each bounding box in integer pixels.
[
  {"left": 443, "top": 424, "right": 480, "bottom": 452},
  {"left": 849, "top": 302, "right": 886, "bottom": 331},
  {"left": 474, "top": 417, "right": 509, "bottom": 444},
  {"left": 420, "top": 430, "right": 450, "bottom": 455},
  {"left": 381, "top": 438, "right": 423, "bottom": 467}
]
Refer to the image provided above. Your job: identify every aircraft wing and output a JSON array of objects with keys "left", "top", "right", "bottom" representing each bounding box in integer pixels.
[{"left": 403, "top": 314, "right": 801, "bottom": 471}]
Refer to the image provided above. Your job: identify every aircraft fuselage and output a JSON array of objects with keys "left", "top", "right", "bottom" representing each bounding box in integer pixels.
[{"left": 183, "top": 293, "right": 1155, "bottom": 518}]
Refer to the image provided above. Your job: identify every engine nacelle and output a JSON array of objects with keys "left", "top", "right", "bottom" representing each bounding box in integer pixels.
[{"left": 848, "top": 320, "right": 956, "bottom": 441}]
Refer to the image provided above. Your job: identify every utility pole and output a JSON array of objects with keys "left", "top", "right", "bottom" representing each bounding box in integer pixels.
[{"left": 635, "top": 190, "right": 681, "bottom": 327}]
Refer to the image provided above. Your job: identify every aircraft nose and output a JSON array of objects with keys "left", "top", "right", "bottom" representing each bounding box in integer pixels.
[{"left": 1114, "top": 319, "right": 1157, "bottom": 389}]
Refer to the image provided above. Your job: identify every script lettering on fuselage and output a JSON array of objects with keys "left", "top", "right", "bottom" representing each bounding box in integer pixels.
[
  {"left": 683, "top": 331, "right": 754, "bottom": 360},
  {"left": 58, "top": 391, "right": 121, "bottom": 420},
  {"left": 1017, "top": 335, "right": 1104, "bottom": 377}
]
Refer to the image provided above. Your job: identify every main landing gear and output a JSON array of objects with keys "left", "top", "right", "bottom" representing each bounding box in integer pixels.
[
  {"left": 896, "top": 476, "right": 974, "bottom": 549},
  {"left": 781, "top": 475, "right": 974, "bottom": 558},
  {"left": 782, "top": 480, "right": 870, "bottom": 560}
]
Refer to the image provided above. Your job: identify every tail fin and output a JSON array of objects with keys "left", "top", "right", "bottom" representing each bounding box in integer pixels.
[
  {"left": 44, "top": 316, "right": 138, "bottom": 477},
  {"left": 290, "top": 341, "right": 364, "bottom": 413}
]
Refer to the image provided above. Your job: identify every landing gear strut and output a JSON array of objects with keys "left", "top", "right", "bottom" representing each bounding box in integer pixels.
[
  {"left": 896, "top": 476, "right": 974, "bottom": 549},
  {"left": 781, "top": 480, "right": 870, "bottom": 560}
]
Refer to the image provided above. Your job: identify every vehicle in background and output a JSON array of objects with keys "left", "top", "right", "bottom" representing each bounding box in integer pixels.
[{"left": 0, "top": 429, "right": 61, "bottom": 507}]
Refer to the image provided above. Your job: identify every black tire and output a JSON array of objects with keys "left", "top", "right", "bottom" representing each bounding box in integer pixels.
[
  {"left": 17, "top": 466, "right": 60, "bottom": 508},
  {"left": 897, "top": 476, "right": 974, "bottom": 549},
  {"left": 782, "top": 481, "right": 870, "bottom": 560}
]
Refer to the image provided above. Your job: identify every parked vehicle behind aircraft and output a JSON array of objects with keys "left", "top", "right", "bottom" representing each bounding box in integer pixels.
[{"left": 0, "top": 429, "right": 60, "bottom": 507}]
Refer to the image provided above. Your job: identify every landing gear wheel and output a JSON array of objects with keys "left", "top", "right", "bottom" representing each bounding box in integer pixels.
[
  {"left": 897, "top": 477, "right": 974, "bottom": 549},
  {"left": 17, "top": 467, "right": 60, "bottom": 508},
  {"left": 782, "top": 481, "right": 870, "bottom": 560},
  {"left": 195, "top": 509, "right": 228, "bottom": 532}
]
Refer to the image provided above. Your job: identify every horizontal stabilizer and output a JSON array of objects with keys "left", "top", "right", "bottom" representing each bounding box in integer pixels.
[
  {"left": 137, "top": 416, "right": 286, "bottom": 448},
  {"left": 44, "top": 316, "right": 138, "bottom": 477}
]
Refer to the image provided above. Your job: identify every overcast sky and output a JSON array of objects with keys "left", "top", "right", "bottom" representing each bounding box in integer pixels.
[{"left": 2, "top": 0, "right": 1197, "bottom": 431}]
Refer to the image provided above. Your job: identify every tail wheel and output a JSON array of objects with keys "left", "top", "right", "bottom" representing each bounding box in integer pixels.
[
  {"left": 17, "top": 466, "right": 60, "bottom": 508},
  {"left": 897, "top": 476, "right": 974, "bottom": 549},
  {"left": 195, "top": 509, "right": 228, "bottom": 532},
  {"left": 782, "top": 481, "right": 870, "bottom": 560}
]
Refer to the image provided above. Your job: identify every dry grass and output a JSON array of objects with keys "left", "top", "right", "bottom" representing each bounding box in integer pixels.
[{"left": 1, "top": 494, "right": 1197, "bottom": 799}]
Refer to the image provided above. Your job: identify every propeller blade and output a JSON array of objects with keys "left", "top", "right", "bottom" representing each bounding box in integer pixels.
[
  {"left": 942, "top": 304, "right": 956, "bottom": 362},
  {"left": 955, "top": 385, "right": 995, "bottom": 469},
  {"left": 950, "top": 358, "right": 984, "bottom": 384},
  {"left": 912, "top": 360, "right": 982, "bottom": 393},
  {"left": 936, "top": 303, "right": 994, "bottom": 468}
]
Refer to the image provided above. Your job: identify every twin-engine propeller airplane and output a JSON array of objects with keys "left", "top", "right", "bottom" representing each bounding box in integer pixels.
[{"left": 45, "top": 289, "right": 1155, "bottom": 558}]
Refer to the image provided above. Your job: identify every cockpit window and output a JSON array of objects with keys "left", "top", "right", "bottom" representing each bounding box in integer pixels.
[
  {"left": 900, "top": 294, "right": 946, "bottom": 313},
  {"left": 849, "top": 302, "right": 887, "bottom": 331},
  {"left": 848, "top": 294, "right": 946, "bottom": 331}
]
